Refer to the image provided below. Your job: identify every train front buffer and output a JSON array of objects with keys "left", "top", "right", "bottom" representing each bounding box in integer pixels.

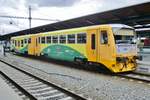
[{"left": 112, "top": 44, "right": 141, "bottom": 73}]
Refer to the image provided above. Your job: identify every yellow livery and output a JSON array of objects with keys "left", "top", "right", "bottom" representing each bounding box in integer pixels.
[{"left": 11, "top": 24, "right": 140, "bottom": 73}]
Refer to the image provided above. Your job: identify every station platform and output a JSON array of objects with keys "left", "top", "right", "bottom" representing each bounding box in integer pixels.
[
  {"left": 135, "top": 61, "right": 150, "bottom": 75},
  {"left": 0, "top": 76, "right": 21, "bottom": 100}
]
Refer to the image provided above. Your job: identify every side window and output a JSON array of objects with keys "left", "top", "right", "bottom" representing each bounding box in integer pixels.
[
  {"left": 91, "top": 34, "right": 95, "bottom": 49},
  {"left": 101, "top": 31, "right": 108, "bottom": 44},
  {"left": 15, "top": 40, "right": 17, "bottom": 46},
  {"left": 41, "top": 37, "right": 45, "bottom": 43},
  {"left": 47, "top": 36, "right": 51, "bottom": 43},
  {"left": 28, "top": 38, "right": 31, "bottom": 43},
  {"left": 52, "top": 36, "right": 58, "bottom": 43},
  {"left": 59, "top": 35, "right": 66, "bottom": 44},
  {"left": 68, "top": 34, "right": 75, "bottom": 43},
  {"left": 12, "top": 40, "right": 14, "bottom": 44},
  {"left": 77, "top": 33, "right": 86, "bottom": 43},
  {"left": 21, "top": 40, "right": 24, "bottom": 47},
  {"left": 38, "top": 37, "right": 41, "bottom": 44},
  {"left": 18, "top": 40, "right": 20, "bottom": 47},
  {"left": 24, "top": 39, "right": 27, "bottom": 44}
]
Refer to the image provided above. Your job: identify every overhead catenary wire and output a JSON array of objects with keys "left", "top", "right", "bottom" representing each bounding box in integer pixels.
[{"left": 0, "top": 15, "right": 60, "bottom": 21}]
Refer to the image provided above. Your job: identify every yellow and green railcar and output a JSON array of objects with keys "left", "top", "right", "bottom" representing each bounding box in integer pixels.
[
  {"left": 11, "top": 24, "right": 140, "bottom": 73},
  {"left": 11, "top": 35, "right": 31, "bottom": 54}
]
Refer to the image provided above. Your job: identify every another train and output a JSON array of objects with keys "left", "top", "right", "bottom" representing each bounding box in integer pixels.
[{"left": 10, "top": 24, "right": 140, "bottom": 73}]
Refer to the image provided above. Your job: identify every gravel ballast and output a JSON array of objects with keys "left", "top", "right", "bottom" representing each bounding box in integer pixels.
[{"left": 1, "top": 53, "right": 150, "bottom": 100}]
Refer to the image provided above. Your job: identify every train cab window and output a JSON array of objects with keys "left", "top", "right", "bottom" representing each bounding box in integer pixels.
[
  {"left": 91, "top": 34, "right": 95, "bottom": 49},
  {"left": 68, "top": 34, "right": 75, "bottom": 43},
  {"left": 28, "top": 38, "right": 31, "bottom": 43},
  {"left": 101, "top": 31, "right": 108, "bottom": 44},
  {"left": 77, "top": 33, "right": 86, "bottom": 43},
  {"left": 47, "top": 36, "right": 51, "bottom": 43},
  {"left": 21, "top": 40, "right": 24, "bottom": 47},
  {"left": 59, "top": 35, "right": 66, "bottom": 44},
  {"left": 41, "top": 37, "right": 46, "bottom": 43},
  {"left": 52, "top": 36, "right": 58, "bottom": 43}
]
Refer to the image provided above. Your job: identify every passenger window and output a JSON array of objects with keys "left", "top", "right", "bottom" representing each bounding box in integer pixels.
[
  {"left": 18, "top": 41, "right": 20, "bottom": 47},
  {"left": 101, "top": 31, "right": 108, "bottom": 44},
  {"left": 21, "top": 40, "right": 23, "bottom": 47},
  {"left": 77, "top": 33, "right": 86, "bottom": 43},
  {"left": 59, "top": 35, "right": 66, "bottom": 44},
  {"left": 28, "top": 38, "right": 31, "bottom": 43},
  {"left": 52, "top": 36, "right": 58, "bottom": 43},
  {"left": 47, "top": 36, "right": 51, "bottom": 43},
  {"left": 68, "top": 34, "right": 75, "bottom": 43},
  {"left": 15, "top": 40, "right": 17, "bottom": 46},
  {"left": 12, "top": 40, "right": 14, "bottom": 44},
  {"left": 91, "top": 34, "right": 95, "bottom": 49},
  {"left": 38, "top": 37, "right": 41, "bottom": 44},
  {"left": 41, "top": 37, "right": 45, "bottom": 43},
  {"left": 24, "top": 39, "right": 27, "bottom": 44}
]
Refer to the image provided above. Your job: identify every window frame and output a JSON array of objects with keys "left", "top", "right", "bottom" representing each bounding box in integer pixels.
[
  {"left": 21, "top": 40, "right": 24, "bottom": 47},
  {"left": 46, "top": 36, "right": 51, "bottom": 44},
  {"left": 18, "top": 40, "right": 20, "bottom": 47},
  {"left": 91, "top": 34, "right": 95, "bottom": 49},
  {"left": 28, "top": 38, "right": 31, "bottom": 44},
  {"left": 67, "top": 34, "right": 76, "bottom": 44},
  {"left": 59, "top": 35, "right": 66, "bottom": 44},
  {"left": 15, "top": 40, "right": 17, "bottom": 46},
  {"left": 100, "top": 30, "right": 108, "bottom": 44},
  {"left": 77, "top": 33, "right": 86, "bottom": 44},
  {"left": 52, "top": 35, "right": 58, "bottom": 44},
  {"left": 41, "top": 37, "right": 46, "bottom": 44},
  {"left": 24, "top": 39, "right": 27, "bottom": 44}
]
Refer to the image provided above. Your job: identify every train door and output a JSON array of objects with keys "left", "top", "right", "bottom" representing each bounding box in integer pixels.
[
  {"left": 98, "top": 28, "right": 111, "bottom": 63},
  {"left": 87, "top": 29, "right": 98, "bottom": 62},
  {"left": 28, "top": 36, "right": 36, "bottom": 55},
  {"left": 35, "top": 36, "right": 41, "bottom": 56}
]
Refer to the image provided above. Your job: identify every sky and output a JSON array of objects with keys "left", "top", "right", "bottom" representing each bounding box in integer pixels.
[{"left": 0, "top": 0, "right": 149, "bottom": 35}]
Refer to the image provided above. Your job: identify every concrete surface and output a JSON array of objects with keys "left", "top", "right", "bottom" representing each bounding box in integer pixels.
[
  {"left": 136, "top": 61, "right": 150, "bottom": 75},
  {"left": 136, "top": 53, "right": 150, "bottom": 75}
]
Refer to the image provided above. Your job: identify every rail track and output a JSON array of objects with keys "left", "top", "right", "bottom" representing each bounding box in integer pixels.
[
  {"left": 0, "top": 59, "right": 88, "bottom": 100},
  {"left": 117, "top": 72, "right": 150, "bottom": 83},
  {"left": 0, "top": 72, "right": 30, "bottom": 100},
  {"left": 1, "top": 55, "right": 150, "bottom": 85}
]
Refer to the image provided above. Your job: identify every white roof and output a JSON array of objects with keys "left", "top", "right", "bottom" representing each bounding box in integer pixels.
[{"left": 109, "top": 24, "right": 134, "bottom": 29}]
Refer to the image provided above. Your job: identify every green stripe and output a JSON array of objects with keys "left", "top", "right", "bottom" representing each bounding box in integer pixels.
[
  {"left": 42, "top": 45, "right": 86, "bottom": 61},
  {"left": 19, "top": 45, "right": 28, "bottom": 53}
]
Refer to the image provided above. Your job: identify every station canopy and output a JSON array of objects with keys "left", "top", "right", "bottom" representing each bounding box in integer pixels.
[{"left": 1, "top": 2, "right": 150, "bottom": 40}]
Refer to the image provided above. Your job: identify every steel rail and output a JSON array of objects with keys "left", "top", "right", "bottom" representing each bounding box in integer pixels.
[{"left": 0, "top": 59, "right": 88, "bottom": 100}]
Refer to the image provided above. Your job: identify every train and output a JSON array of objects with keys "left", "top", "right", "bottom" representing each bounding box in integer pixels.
[{"left": 10, "top": 24, "right": 141, "bottom": 73}]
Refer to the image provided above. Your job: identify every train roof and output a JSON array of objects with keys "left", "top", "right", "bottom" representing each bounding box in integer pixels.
[
  {"left": 11, "top": 34, "right": 32, "bottom": 39},
  {"left": 109, "top": 24, "right": 134, "bottom": 29},
  {"left": 11, "top": 24, "right": 133, "bottom": 38},
  {"left": 40, "top": 24, "right": 134, "bottom": 35}
]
